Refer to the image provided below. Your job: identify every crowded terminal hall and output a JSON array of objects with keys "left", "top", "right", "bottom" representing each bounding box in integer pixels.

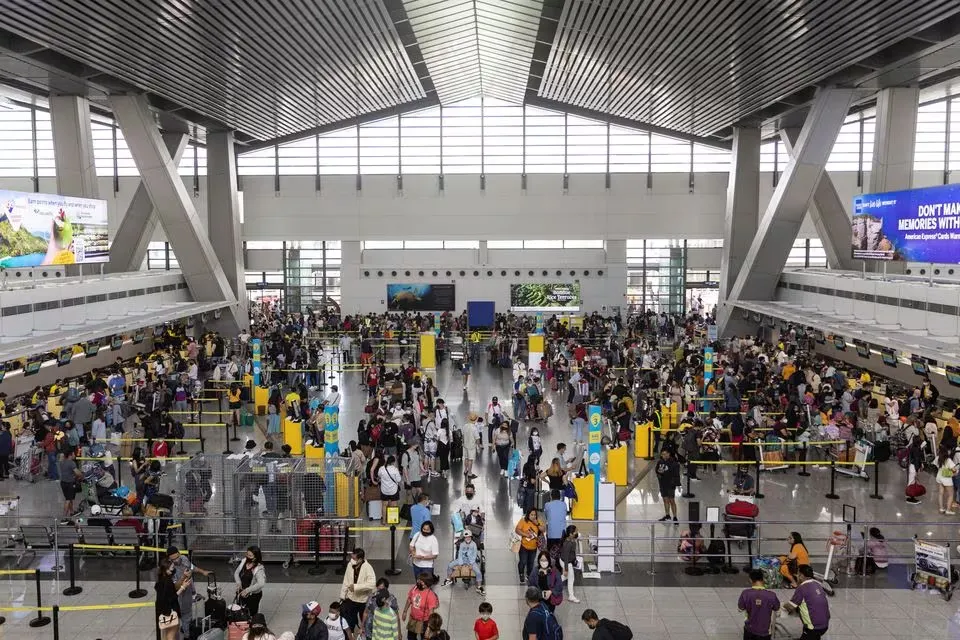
[{"left": 4, "top": 3, "right": 960, "bottom": 639}]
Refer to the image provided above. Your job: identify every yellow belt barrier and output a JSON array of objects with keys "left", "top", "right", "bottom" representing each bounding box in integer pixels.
[
  {"left": 688, "top": 459, "right": 874, "bottom": 466},
  {"left": 702, "top": 440, "right": 847, "bottom": 446},
  {"left": 74, "top": 543, "right": 186, "bottom": 553},
  {"left": 0, "top": 569, "right": 36, "bottom": 575}
]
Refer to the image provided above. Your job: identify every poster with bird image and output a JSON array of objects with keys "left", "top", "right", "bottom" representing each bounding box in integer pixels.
[
  {"left": 0, "top": 189, "right": 110, "bottom": 267},
  {"left": 386, "top": 284, "right": 456, "bottom": 311}
]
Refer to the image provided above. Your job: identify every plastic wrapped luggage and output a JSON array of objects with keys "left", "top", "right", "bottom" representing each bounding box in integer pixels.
[{"left": 751, "top": 556, "right": 782, "bottom": 588}]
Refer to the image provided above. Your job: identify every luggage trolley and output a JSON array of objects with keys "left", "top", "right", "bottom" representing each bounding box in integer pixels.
[
  {"left": 758, "top": 437, "right": 788, "bottom": 473},
  {"left": 830, "top": 439, "right": 871, "bottom": 480},
  {"left": 448, "top": 508, "right": 486, "bottom": 591}
]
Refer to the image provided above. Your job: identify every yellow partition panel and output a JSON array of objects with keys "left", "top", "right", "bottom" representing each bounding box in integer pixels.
[
  {"left": 283, "top": 418, "right": 303, "bottom": 456},
  {"left": 254, "top": 386, "right": 268, "bottom": 416},
  {"left": 570, "top": 474, "right": 596, "bottom": 520},
  {"left": 420, "top": 332, "right": 436, "bottom": 369},
  {"left": 607, "top": 445, "right": 628, "bottom": 486},
  {"left": 634, "top": 422, "right": 652, "bottom": 459}
]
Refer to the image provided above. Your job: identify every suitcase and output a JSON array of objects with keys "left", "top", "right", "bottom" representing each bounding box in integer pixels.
[
  {"left": 150, "top": 493, "right": 175, "bottom": 511},
  {"left": 450, "top": 429, "right": 464, "bottom": 461},
  {"left": 227, "top": 621, "right": 249, "bottom": 640},
  {"left": 539, "top": 402, "right": 553, "bottom": 419},
  {"left": 751, "top": 556, "right": 781, "bottom": 589},
  {"left": 296, "top": 519, "right": 317, "bottom": 552},
  {"left": 906, "top": 481, "right": 926, "bottom": 498},
  {"left": 191, "top": 615, "right": 224, "bottom": 640},
  {"left": 725, "top": 500, "right": 759, "bottom": 518},
  {"left": 319, "top": 523, "right": 334, "bottom": 553},
  {"left": 550, "top": 377, "right": 558, "bottom": 392}
]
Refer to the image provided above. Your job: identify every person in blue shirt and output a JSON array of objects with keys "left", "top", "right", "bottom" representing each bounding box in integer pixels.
[
  {"left": 441, "top": 529, "right": 484, "bottom": 594},
  {"left": 410, "top": 493, "right": 431, "bottom": 541},
  {"left": 543, "top": 489, "right": 568, "bottom": 559}
]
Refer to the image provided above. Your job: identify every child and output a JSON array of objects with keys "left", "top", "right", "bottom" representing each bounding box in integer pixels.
[
  {"left": 324, "top": 600, "right": 352, "bottom": 640},
  {"left": 474, "top": 602, "right": 499, "bottom": 640},
  {"left": 266, "top": 404, "right": 281, "bottom": 441}
]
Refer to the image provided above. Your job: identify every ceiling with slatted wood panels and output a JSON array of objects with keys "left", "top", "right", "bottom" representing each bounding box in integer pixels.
[{"left": 1, "top": 0, "right": 960, "bottom": 145}]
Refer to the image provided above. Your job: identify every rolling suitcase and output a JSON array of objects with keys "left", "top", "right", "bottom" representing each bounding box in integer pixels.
[{"left": 450, "top": 428, "right": 464, "bottom": 461}]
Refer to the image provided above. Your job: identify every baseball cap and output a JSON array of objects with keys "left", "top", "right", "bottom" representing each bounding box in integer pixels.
[
  {"left": 464, "top": 529, "right": 473, "bottom": 537},
  {"left": 303, "top": 601, "right": 322, "bottom": 615}
]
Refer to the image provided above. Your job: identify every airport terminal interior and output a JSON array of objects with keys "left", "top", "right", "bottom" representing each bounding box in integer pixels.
[{"left": 8, "top": 1, "right": 960, "bottom": 639}]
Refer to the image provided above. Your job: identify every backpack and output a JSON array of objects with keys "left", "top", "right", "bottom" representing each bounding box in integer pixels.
[
  {"left": 598, "top": 619, "right": 632, "bottom": 640},
  {"left": 538, "top": 605, "right": 563, "bottom": 640}
]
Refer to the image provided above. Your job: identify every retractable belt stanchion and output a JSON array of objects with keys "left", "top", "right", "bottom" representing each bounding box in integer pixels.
[
  {"left": 62, "top": 544, "right": 82, "bottom": 596},
  {"left": 130, "top": 544, "right": 148, "bottom": 598},
  {"left": 386, "top": 524, "right": 403, "bottom": 576},
  {"left": 308, "top": 522, "right": 325, "bottom": 576},
  {"left": 222, "top": 422, "right": 233, "bottom": 455},
  {"left": 870, "top": 458, "right": 883, "bottom": 500},
  {"left": 53, "top": 604, "right": 60, "bottom": 640},
  {"left": 29, "top": 569, "right": 50, "bottom": 627},
  {"left": 825, "top": 460, "right": 839, "bottom": 500},
  {"left": 754, "top": 459, "right": 764, "bottom": 499}
]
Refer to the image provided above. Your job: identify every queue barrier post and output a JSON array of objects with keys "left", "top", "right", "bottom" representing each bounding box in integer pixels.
[
  {"left": 797, "top": 444, "right": 810, "bottom": 477},
  {"left": 130, "top": 545, "right": 148, "bottom": 598},
  {"left": 222, "top": 422, "right": 233, "bottom": 455},
  {"left": 53, "top": 604, "right": 60, "bottom": 640},
  {"left": 386, "top": 524, "right": 402, "bottom": 576},
  {"left": 754, "top": 458, "right": 764, "bottom": 500},
  {"left": 335, "top": 525, "right": 351, "bottom": 575},
  {"left": 29, "top": 569, "right": 51, "bottom": 628},
  {"left": 681, "top": 468, "right": 695, "bottom": 499},
  {"left": 308, "top": 521, "right": 325, "bottom": 576},
  {"left": 870, "top": 459, "right": 883, "bottom": 500},
  {"left": 62, "top": 544, "right": 82, "bottom": 596},
  {"left": 825, "top": 461, "right": 839, "bottom": 500},
  {"left": 230, "top": 418, "right": 241, "bottom": 443}
]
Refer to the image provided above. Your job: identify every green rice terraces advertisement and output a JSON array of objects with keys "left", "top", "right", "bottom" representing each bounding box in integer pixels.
[{"left": 510, "top": 283, "right": 581, "bottom": 310}]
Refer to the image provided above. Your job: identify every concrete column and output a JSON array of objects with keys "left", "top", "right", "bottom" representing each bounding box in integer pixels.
[
  {"left": 109, "top": 94, "right": 242, "bottom": 333},
  {"left": 780, "top": 128, "right": 855, "bottom": 271},
  {"left": 604, "top": 239, "right": 628, "bottom": 313},
  {"left": 207, "top": 130, "right": 247, "bottom": 326},
  {"left": 871, "top": 86, "right": 919, "bottom": 193},
  {"left": 719, "top": 126, "right": 760, "bottom": 307},
  {"left": 49, "top": 95, "right": 99, "bottom": 199},
  {"left": 722, "top": 88, "right": 855, "bottom": 334},
  {"left": 107, "top": 132, "right": 189, "bottom": 273},
  {"left": 478, "top": 240, "right": 488, "bottom": 265}
]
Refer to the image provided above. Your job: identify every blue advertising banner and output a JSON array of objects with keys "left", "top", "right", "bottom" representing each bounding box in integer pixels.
[
  {"left": 703, "top": 347, "right": 714, "bottom": 381},
  {"left": 587, "top": 404, "right": 602, "bottom": 507},
  {"left": 251, "top": 339, "right": 261, "bottom": 387},
  {"left": 852, "top": 183, "right": 960, "bottom": 262},
  {"left": 323, "top": 405, "right": 340, "bottom": 456},
  {"left": 433, "top": 312, "right": 441, "bottom": 335},
  {"left": 535, "top": 312, "right": 544, "bottom": 334}
]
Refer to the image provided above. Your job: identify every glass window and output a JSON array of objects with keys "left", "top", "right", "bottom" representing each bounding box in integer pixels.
[
  {"left": 563, "top": 240, "right": 604, "bottom": 249},
  {"left": 363, "top": 240, "right": 404, "bottom": 250},
  {"left": 524, "top": 240, "right": 563, "bottom": 249},
  {"left": 0, "top": 105, "right": 35, "bottom": 177},
  {"left": 401, "top": 107, "right": 441, "bottom": 174},
  {"left": 487, "top": 240, "right": 523, "bottom": 249},
  {"left": 360, "top": 116, "right": 399, "bottom": 175},
  {"left": 277, "top": 136, "right": 318, "bottom": 175},
  {"left": 686, "top": 239, "right": 723, "bottom": 248},
  {"left": 403, "top": 240, "right": 444, "bottom": 249},
  {"left": 318, "top": 126, "right": 358, "bottom": 175},
  {"left": 524, "top": 105, "right": 565, "bottom": 173},
  {"left": 609, "top": 126, "right": 648, "bottom": 172},
  {"left": 245, "top": 241, "right": 285, "bottom": 249},
  {"left": 238, "top": 145, "right": 276, "bottom": 176},
  {"left": 33, "top": 109, "right": 56, "bottom": 177},
  {"left": 443, "top": 240, "right": 480, "bottom": 249}
]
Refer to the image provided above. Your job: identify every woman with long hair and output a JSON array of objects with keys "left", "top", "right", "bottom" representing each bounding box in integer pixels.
[
  {"left": 436, "top": 419, "right": 451, "bottom": 479},
  {"left": 155, "top": 557, "right": 190, "bottom": 640},
  {"left": 240, "top": 613, "right": 283, "bottom": 640},
  {"left": 234, "top": 545, "right": 266, "bottom": 616},
  {"left": 778, "top": 531, "right": 809, "bottom": 588},
  {"left": 527, "top": 550, "right": 564, "bottom": 612},
  {"left": 936, "top": 445, "right": 957, "bottom": 514}
]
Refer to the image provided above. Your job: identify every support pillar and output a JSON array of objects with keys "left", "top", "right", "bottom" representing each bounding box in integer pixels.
[
  {"left": 107, "top": 133, "right": 188, "bottom": 272},
  {"left": 868, "top": 87, "right": 918, "bottom": 274},
  {"left": 719, "top": 126, "right": 760, "bottom": 313},
  {"left": 207, "top": 131, "right": 248, "bottom": 329},
  {"left": 780, "top": 128, "right": 855, "bottom": 271},
  {"left": 724, "top": 88, "right": 855, "bottom": 325},
  {"left": 109, "top": 94, "right": 242, "bottom": 333},
  {"left": 49, "top": 95, "right": 99, "bottom": 199},
  {"left": 871, "top": 87, "right": 919, "bottom": 193}
]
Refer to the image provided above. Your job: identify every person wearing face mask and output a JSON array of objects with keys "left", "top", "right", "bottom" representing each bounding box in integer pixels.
[
  {"left": 473, "top": 602, "right": 499, "bottom": 640},
  {"left": 295, "top": 601, "right": 329, "bottom": 640},
  {"left": 528, "top": 428, "right": 543, "bottom": 467},
  {"left": 402, "top": 574, "right": 439, "bottom": 640},
  {"left": 340, "top": 547, "right": 377, "bottom": 634},
  {"left": 155, "top": 557, "right": 190, "bottom": 640},
  {"left": 454, "top": 484, "right": 482, "bottom": 518},
  {"left": 234, "top": 545, "right": 266, "bottom": 617},
  {"left": 166, "top": 545, "right": 211, "bottom": 639},
  {"left": 409, "top": 521, "right": 440, "bottom": 580},
  {"left": 323, "top": 601, "right": 352, "bottom": 640},
  {"left": 362, "top": 579, "right": 401, "bottom": 640},
  {"left": 514, "top": 508, "right": 543, "bottom": 583},
  {"left": 371, "top": 591, "right": 402, "bottom": 640},
  {"left": 441, "top": 529, "right": 484, "bottom": 594},
  {"left": 559, "top": 525, "right": 581, "bottom": 603},
  {"left": 528, "top": 551, "right": 564, "bottom": 612}
]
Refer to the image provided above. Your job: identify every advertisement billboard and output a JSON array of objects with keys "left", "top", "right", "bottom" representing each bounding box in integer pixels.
[
  {"left": 0, "top": 189, "right": 109, "bottom": 266},
  {"left": 386, "top": 284, "right": 456, "bottom": 311},
  {"left": 510, "top": 283, "right": 581, "bottom": 310},
  {"left": 852, "top": 183, "right": 960, "bottom": 262}
]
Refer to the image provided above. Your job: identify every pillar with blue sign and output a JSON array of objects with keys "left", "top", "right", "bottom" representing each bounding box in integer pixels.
[
  {"left": 323, "top": 405, "right": 340, "bottom": 456},
  {"left": 703, "top": 347, "right": 714, "bottom": 413},
  {"left": 587, "top": 404, "right": 602, "bottom": 514},
  {"left": 251, "top": 338, "right": 262, "bottom": 386},
  {"left": 535, "top": 312, "right": 544, "bottom": 334},
  {"left": 433, "top": 312, "right": 441, "bottom": 335}
]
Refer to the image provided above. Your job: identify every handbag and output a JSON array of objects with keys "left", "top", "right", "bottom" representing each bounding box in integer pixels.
[
  {"left": 509, "top": 532, "right": 522, "bottom": 554},
  {"left": 158, "top": 611, "right": 180, "bottom": 630}
]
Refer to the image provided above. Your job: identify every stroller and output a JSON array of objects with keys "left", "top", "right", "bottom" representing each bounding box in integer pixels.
[{"left": 449, "top": 508, "right": 486, "bottom": 590}]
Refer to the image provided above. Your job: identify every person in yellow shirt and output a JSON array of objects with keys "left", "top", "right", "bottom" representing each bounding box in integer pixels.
[
  {"left": 228, "top": 384, "right": 244, "bottom": 426},
  {"left": 859, "top": 371, "right": 872, "bottom": 385},
  {"left": 781, "top": 361, "right": 796, "bottom": 382}
]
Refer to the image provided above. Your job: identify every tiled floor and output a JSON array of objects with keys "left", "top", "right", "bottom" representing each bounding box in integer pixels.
[{"left": 3, "top": 358, "right": 960, "bottom": 638}]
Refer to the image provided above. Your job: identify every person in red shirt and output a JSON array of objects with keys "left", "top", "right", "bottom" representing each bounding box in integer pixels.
[
  {"left": 573, "top": 345, "right": 587, "bottom": 366},
  {"left": 474, "top": 601, "right": 499, "bottom": 640}
]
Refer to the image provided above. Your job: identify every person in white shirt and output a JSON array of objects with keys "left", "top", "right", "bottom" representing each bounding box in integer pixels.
[
  {"left": 463, "top": 418, "right": 479, "bottom": 479},
  {"left": 339, "top": 334, "right": 354, "bottom": 365},
  {"left": 409, "top": 521, "right": 440, "bottom": 580},
  {"left": 454, "top": 484, "right": 483, "bottom": 517},
  {"left": 377, "top": 457, "right": 403, "bottom": 525},
  {"left": 324, "top": 601, "right": 352, "bottom": 640},
  {"left": 513, "top": 358, "right": 527, "bottom": 382},
  {"left": 325, "top": 385, "right": 342, "bottom": 409},
  {"left": 486, "top": 397, "right": 505, "bottom": 451}
]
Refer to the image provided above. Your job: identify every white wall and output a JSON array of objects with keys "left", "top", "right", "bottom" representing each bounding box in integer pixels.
[{"left": 7, "top": 170, "right": 947, "bottom": 244}]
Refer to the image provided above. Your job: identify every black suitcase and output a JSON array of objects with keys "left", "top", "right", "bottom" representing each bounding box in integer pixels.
[
  {"left": 873, "top": 440, "right": 891, "bottom": 462},
  {"left": 150, "top": 493, "right": 175, "bottom": 511},
  {"left": 204, "top": 596, "right": 226, "bottom": 629},
  {"left": 450, "top": 429, "right": 464, "bottom": 461}
]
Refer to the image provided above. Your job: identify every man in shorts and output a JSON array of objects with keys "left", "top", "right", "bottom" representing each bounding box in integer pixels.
[
  {"left": 58, "top": 449, "right": 83, "bottom": 523},
  {"left": 655, "top": 448, "right": 680, "bottom": 523}
]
